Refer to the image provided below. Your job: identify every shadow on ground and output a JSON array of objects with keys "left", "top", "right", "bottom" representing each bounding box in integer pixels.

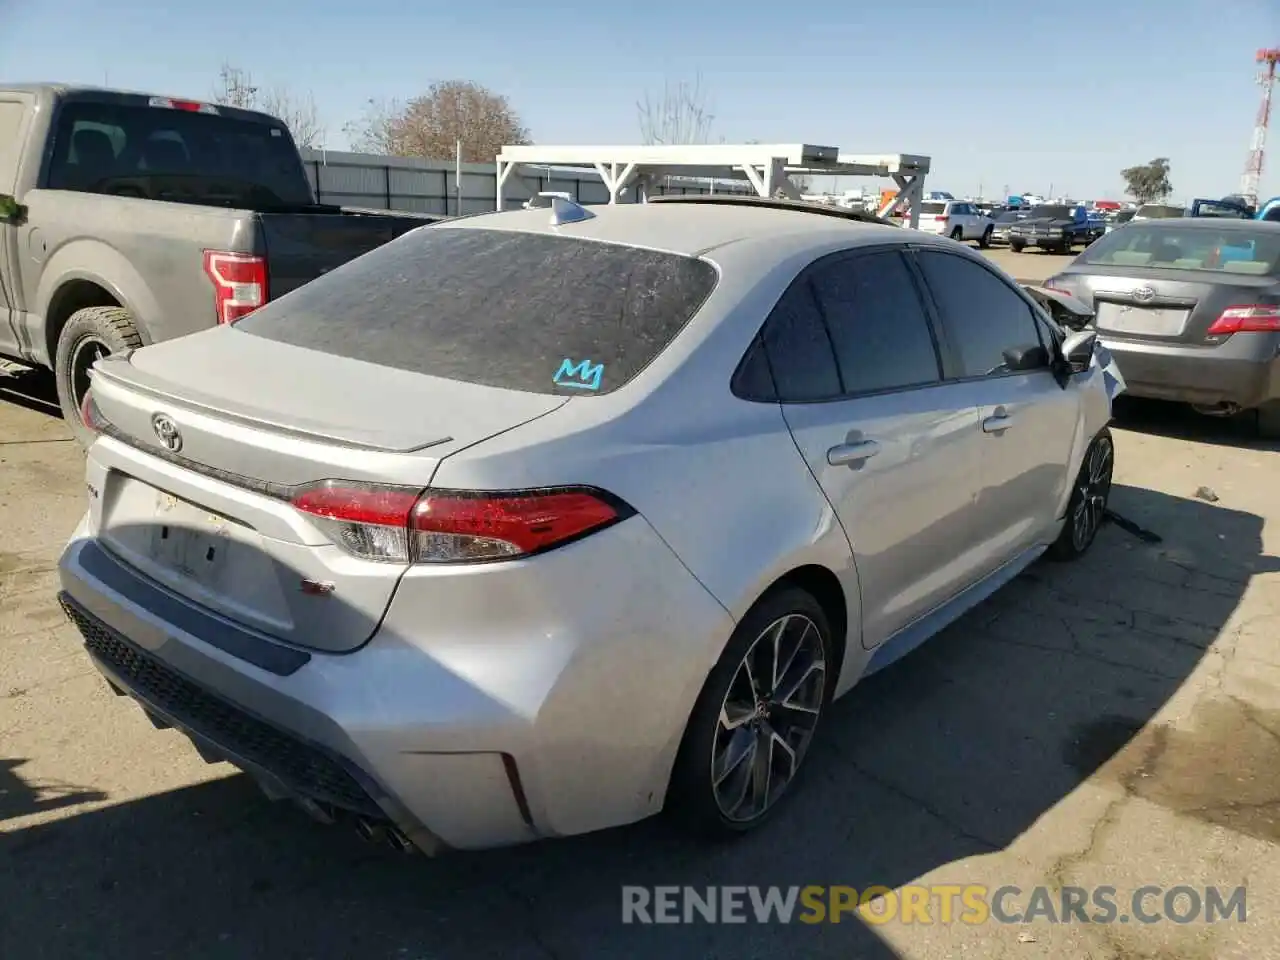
[
  {"left": 2, "top": 483, "right": 1275, "bottom": 960},
  {"left": 1113, "top": 396, "right": 1280, "bottom": 452},
  {"left": 0, "top": 364, "right": 60, "bottom": 420}
]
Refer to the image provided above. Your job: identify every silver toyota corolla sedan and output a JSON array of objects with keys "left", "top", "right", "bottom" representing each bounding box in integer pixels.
[{"left": 57, "top": 196, "right": 1118, "bottom": 854}]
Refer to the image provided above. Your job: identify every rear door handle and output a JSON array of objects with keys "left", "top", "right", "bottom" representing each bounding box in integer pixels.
[
  {"left": 982, "top": 413, "right": 1014, "bottom": 434},
  {"left": 827, "top": 440, "right": 880, "bottom": 466}
]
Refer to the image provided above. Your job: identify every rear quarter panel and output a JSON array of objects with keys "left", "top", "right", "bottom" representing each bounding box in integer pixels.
[
  {"left": 425, "top": 246, "right": 871, "bottom": 693},
  {"left": 23, "top": 191, "right": 256, "bottom": 363}
]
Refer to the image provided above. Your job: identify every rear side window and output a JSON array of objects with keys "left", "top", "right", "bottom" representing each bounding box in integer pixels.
[
  {"left": 754, "top": 283, "right": 843, "bottom": 402},
  {"left": 45, "top": 100, "right": 313, "bottom": 208},
  {"left": 234, "top": 227, "right": 719, "bottom": 396},
  {"left": 808, "top": 251, "right": 941, "bottom": 394}
]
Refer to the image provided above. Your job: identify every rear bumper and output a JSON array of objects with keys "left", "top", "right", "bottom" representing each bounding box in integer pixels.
[
  {"left": 1009, "top": 234, "right": 1068, "bottom": 246},
  {"left": 58, "top": 514, "right": 735, "bottom": 852},
  {"left": 1098, "top": 332, "right": 1280, "bottom": 408}
]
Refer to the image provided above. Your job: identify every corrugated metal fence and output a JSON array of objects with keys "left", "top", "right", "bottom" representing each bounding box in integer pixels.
[{"left": 298, "top": 148, "right": 752, "bottom": 214}]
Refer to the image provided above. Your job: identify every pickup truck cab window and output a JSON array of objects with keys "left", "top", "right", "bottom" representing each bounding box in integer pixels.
[{"left": 46, "top": 100, "right": 313, "bottom": 208}]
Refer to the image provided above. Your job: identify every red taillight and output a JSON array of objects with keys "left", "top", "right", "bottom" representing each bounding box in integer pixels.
[
  {"left": 148, "top": 96, "right": 219, "bottom": 115},
  {"left": 288, "top": 481, "right": 631, "bottom": 564},
  {"left": 1206, "top": 305, "right": 1280, "bottom": 335},
  {"left": 203, "top": 250, "right": 267, "bottom": 324},
  {"left": 79, "top": 388, "right": 106, "bottom": 435}
]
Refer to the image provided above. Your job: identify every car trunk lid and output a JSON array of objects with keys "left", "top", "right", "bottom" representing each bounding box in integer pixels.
[
  {"left": 86, "top": 328, "right": 568, "bottom": 653},
  {"left": 1056, "top": 266, "right": 1280, "bottom": 345}
]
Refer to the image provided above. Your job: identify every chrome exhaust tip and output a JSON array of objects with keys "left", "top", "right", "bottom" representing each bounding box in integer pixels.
[
  {"left": 385, "top": 827, "right": 416, "bottom": 854},
  {"left": 354, "top": 817, "right": 388, "bottom": 845}
]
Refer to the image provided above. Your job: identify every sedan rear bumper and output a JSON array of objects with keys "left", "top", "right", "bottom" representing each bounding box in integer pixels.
[
  {"left": 58, "top": 513, "right": 736, "bottom": 852},
  {"left": 1098, "top": 332, "right": 1280, "bottom": 409}
]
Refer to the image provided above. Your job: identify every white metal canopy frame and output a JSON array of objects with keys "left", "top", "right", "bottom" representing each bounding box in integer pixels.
[{"left": 493, "top": 144, "right": 932, "bottom": 228}]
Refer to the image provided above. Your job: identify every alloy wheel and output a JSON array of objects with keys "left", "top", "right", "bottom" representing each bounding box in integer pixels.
[
  {"left": 711, "top": 614, "right": 827, "bottom": 823},
  {"left": 69, "top": 336, "right": 109, "bottom": 413},
  {"left": 1071, "top": 436, "right": 1114, "bottom": 552}
]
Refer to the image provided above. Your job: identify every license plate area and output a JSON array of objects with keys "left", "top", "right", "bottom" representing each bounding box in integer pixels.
[
  {"left": 1095, "top": 302, "right": 1190, "bottom": 337},
  {"left": 99, "top": 474, "right": 294, "bottom": 632}
]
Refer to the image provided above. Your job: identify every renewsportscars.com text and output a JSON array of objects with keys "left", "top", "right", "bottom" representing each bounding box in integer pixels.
[{"left": 621, "top": 884, "right": 1247, "bottom": 925}]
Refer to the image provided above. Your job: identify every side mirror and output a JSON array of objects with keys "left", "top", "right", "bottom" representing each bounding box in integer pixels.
[
  {"left": 0, "top": 194, "right": 27, "bottom": 224},
  {"left": 1002, "top": 344, "right": 1050, "bottom": 371},
  {"left": 1060, "top": 330, "right": 1097, "bottom": 373}
]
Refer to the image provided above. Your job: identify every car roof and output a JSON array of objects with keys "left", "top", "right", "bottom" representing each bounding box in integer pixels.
[
  {"left": 1125, "top": 217, "right": 1280, "bottom": 233},
  {"left": 437, "top": 200, "right": 923, "bottom": 263}
]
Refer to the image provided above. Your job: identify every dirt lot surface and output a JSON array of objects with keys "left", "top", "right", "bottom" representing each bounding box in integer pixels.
[{"left": 3, "top": 248, "right": 1279, "bottom": 958}]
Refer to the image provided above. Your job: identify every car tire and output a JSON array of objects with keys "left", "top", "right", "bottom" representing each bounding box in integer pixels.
[
  {"left": 1010, "top": 242, "right": 1025, "bottom": 253},
  {"left": 667, "top": 585, "right": 834, "bottom": 838},
  {"left": 949, "top": 227, "right": 964, "bottom": 242},
  {"left": 1257, "top": 401, "right": 1280, "bottom": 440},
  {"left": 978, "top": 227, "right": 993, "bottom": 249},
  {"left": 54, "top": 305, "right": 143, "bottom": 447},
  {"left": 1046, "top": 428, "right": 1114, "bottom": 562}
]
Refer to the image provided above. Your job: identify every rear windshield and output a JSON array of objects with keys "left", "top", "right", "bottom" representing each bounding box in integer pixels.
[
  {"left": 920, "top": 202, "right": 947, "bottom": 214},
  {"left": 994, "top": 210, "right": 1024, "bottom": 222},
  {"left": 1078, "top": 224, "right": 1280, "bottom": 275},
  {"left": 45, "top": 100, "right": 313, "bottom": 208},
  {"left": 233, "top": 227, "right": 719, "bottom": 395}
]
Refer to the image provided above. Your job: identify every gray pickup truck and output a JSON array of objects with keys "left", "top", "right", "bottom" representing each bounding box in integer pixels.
[{"left": 0, "top": 83, "right": 440, "bottom": 441}]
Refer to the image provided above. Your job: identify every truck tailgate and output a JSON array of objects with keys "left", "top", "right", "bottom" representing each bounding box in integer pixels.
[{"left": 260, "top": 212, "right": 437, "bottom": 297}]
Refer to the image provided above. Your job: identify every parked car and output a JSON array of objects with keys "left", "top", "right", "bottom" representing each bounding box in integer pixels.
[
  {"left": 914, "top": 200, "right": 995, "bottom": 247},
  {"left": 1044, "top": 218, "right": 1280, "bottom": 437},
  {"left": 1105, "top": 210, "right": 1136, "bottom": 233},
  {"left": 1007, "top": 204, "right": 1103, "bottom": 254},
  {"left": 990, "top": 208, "right": 1030, "bottom": 244},
  {"left": 0, "top": 84, "right": 439, "bottom": 443},
  {"left": 1257, "top": 197, "right": 1280, "bottom": 222},
  {"left": 1131, "top": 203, "right": 1185, "bottom": 221},
  {"left": 1187, "top": 198, "right": 1254, "bottom": 219},
  {"left": 58, "top": 195, "right": 1119, "bottom": 853}
]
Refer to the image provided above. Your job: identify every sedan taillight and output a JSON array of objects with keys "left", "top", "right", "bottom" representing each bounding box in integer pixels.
[
  {"left": 1206, "top": 305, "right": 1280, "bottom": 335},
  {"left": 289, "top": 481, "right": 634, "bottom": 564}
]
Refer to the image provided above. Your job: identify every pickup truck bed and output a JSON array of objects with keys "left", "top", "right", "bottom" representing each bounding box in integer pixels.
[{"left": 0, "top": 83, "right": 440, "bottom": 441}]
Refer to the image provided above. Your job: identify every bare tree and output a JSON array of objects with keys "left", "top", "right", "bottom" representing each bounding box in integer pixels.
[
  {"left": 343, "top": 98, "right": 401, "bottom": 155},
  {"left": 637, "top": 76, "right": 716, "bottom": 145},
  {"left": 259, "top": 86, "right": 323, "bottom": 149},
  {"left": 212, "top": 61, "right": 325, "bottom": 149},
  {"left": 213, "top": 62, "right": 257, "bottom": 108},
  {"left": 343, "top": 81, "right": 530, "bottom": 161}
]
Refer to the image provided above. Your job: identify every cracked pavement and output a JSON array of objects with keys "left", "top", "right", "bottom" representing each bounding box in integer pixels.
[{"left": 3, "top": 251, "right": 1280, "bottom": 959}]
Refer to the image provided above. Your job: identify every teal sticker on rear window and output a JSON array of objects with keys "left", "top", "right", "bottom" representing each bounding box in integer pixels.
[{"left": 554, "top": 358, "right": 603, "bottom": 391}]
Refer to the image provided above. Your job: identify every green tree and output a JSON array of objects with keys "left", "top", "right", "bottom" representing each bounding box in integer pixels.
[{"left": 1120, "top": 158, "right": 1173, "bottom": 204}]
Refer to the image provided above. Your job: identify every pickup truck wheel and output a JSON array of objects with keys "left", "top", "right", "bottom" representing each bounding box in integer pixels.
[
  {"left": 978, "top": 227, "right": 993, "bottom": 249},
  {"left": 1059, "top": 237, "right": 1074, "bottom": 255},
  {"left": 55, "top": 306, "right": 143, "bottom": 446}
]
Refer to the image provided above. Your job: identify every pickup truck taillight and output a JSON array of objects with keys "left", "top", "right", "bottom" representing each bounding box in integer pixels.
[{"left": 203, "top": 251, "right": 267, "bottom": 324}]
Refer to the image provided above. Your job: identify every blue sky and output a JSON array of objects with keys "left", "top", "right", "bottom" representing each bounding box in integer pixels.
[{"left": 2, "top": 0, "right": 1278, "bottom": 202}]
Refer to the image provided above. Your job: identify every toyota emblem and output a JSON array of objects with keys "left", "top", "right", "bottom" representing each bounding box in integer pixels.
[
  {"left": 151, "top": 414, "right": 182, "bottom": 452},
  {"left": 1132, "top": 286, "right": 1155, "bottom": 304}
]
